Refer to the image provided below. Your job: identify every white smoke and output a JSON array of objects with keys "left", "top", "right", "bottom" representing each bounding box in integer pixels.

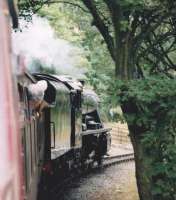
[{"left": 12, "top": 15, "right": 88, "bottom": 78}]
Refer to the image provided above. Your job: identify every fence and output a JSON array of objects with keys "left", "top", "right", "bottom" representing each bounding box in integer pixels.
[{"left": 105, "top": 122, "right": 131, "bottom": 144}]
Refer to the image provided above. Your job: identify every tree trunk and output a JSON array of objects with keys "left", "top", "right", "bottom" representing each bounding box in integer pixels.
[
  {"left": 121, "top": 101, "right": 153, "bottom": 200},
  {"left": 115, "top": 33, "right": 135, "bottom": 80},
  {"left": 114, "top": 36, "right": 153, "bottom": 199},
  {"left": 129, "top": 127, "right": 153, "bottom": 200},
  {"left": 111, "top": 15, "right": 153, "bottom": 199}
]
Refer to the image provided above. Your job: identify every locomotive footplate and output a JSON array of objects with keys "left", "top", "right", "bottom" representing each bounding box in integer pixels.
[{"left": 82, "top": 128, "right": 112, "bottom": 136}]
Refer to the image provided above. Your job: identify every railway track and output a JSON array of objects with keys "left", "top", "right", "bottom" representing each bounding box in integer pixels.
[
  {"left": 103, "top": 153, "right": 134, "bottom": 167},
  {"left": 46, "top": 153, "right": 134, "bottom": 199}
]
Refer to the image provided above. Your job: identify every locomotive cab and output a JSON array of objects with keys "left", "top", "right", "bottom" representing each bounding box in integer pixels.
[{"left": 33, "top": 74, "right": 83, "bottom": 162}]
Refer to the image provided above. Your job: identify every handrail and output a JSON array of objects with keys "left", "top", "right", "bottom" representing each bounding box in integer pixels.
[{"left": 50, "top": 122, "right": 56, "bottom": 149}]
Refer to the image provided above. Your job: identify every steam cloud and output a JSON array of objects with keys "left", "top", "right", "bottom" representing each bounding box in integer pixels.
[{"left": 12, "top": 15, "right": 88, "bottom": 78}]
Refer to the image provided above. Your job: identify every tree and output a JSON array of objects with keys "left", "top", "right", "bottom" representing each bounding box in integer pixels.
[
  {"left": 78, "top": 2, "right": 176, "bottom": 199},
  {"left": 17, "top": 1, "right": 176, "bottom": 199},
  {"left": 18, "top": 0, "right": 176, "bottom": 77}
]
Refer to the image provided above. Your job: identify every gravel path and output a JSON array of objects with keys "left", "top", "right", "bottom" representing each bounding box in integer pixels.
[{"left": 57, "top": 162, "right": 139, "bottom": 200}]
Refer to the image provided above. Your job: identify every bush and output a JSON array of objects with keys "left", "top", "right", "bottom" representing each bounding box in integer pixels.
[{"left": 114, "top": 75, "right": 176, "bottom": 200}]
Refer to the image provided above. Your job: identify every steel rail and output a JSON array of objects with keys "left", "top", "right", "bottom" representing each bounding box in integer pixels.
[{"left": 102, "top": 153, "right": 134, "bottom": 168}]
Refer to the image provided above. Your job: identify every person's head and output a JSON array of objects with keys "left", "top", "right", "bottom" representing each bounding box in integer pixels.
[
  {"left": 28, "top": 80, "right": 48, "bottom": 110},
  {"left": 28, "top": 80, "right": 47, "bottom": 100}
]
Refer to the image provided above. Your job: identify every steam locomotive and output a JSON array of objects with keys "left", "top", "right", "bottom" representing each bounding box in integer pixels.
[
  {"left": 18, "top": 72, "right": 111, "bottom": 199},
  {"left": 0, "top": 1, "right": 111, "bottom": 200}
]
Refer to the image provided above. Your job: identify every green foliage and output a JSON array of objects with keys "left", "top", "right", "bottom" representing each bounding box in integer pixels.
[
  {"left": 17, "top": 1, "right": 176, "bottom": 198},
  {"left": 110, "top": 75, "right": 176, "bottom": 199},
  {"left": 85, "top": 68, "right": 113, "bottom": 121},
  {"left": 38, "top": 4, "right": 114, "bottom": 120},
  {"left": 38, "top": 4, "right": 85, "bottom": 44},
  {"left": 18, "top": 0, "right": 43, "bottom": 20}
]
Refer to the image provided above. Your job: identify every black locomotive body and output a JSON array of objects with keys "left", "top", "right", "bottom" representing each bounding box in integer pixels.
[
  {"left": 33, "top": 74, "right": 82, "bottom": 161},
  {"left": 81, "top": 90, "right": 111, "bottom": 166},
  {"left": 17, "top": 72, "right": 111, "bottom": 199},
  {"left": 34, "top": 73, "right": 111, "bottom": 167}
]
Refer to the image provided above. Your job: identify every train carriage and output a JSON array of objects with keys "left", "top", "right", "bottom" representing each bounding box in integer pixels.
[{"left": 0, "top": 0, "right": 22, "bottom": 199}]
